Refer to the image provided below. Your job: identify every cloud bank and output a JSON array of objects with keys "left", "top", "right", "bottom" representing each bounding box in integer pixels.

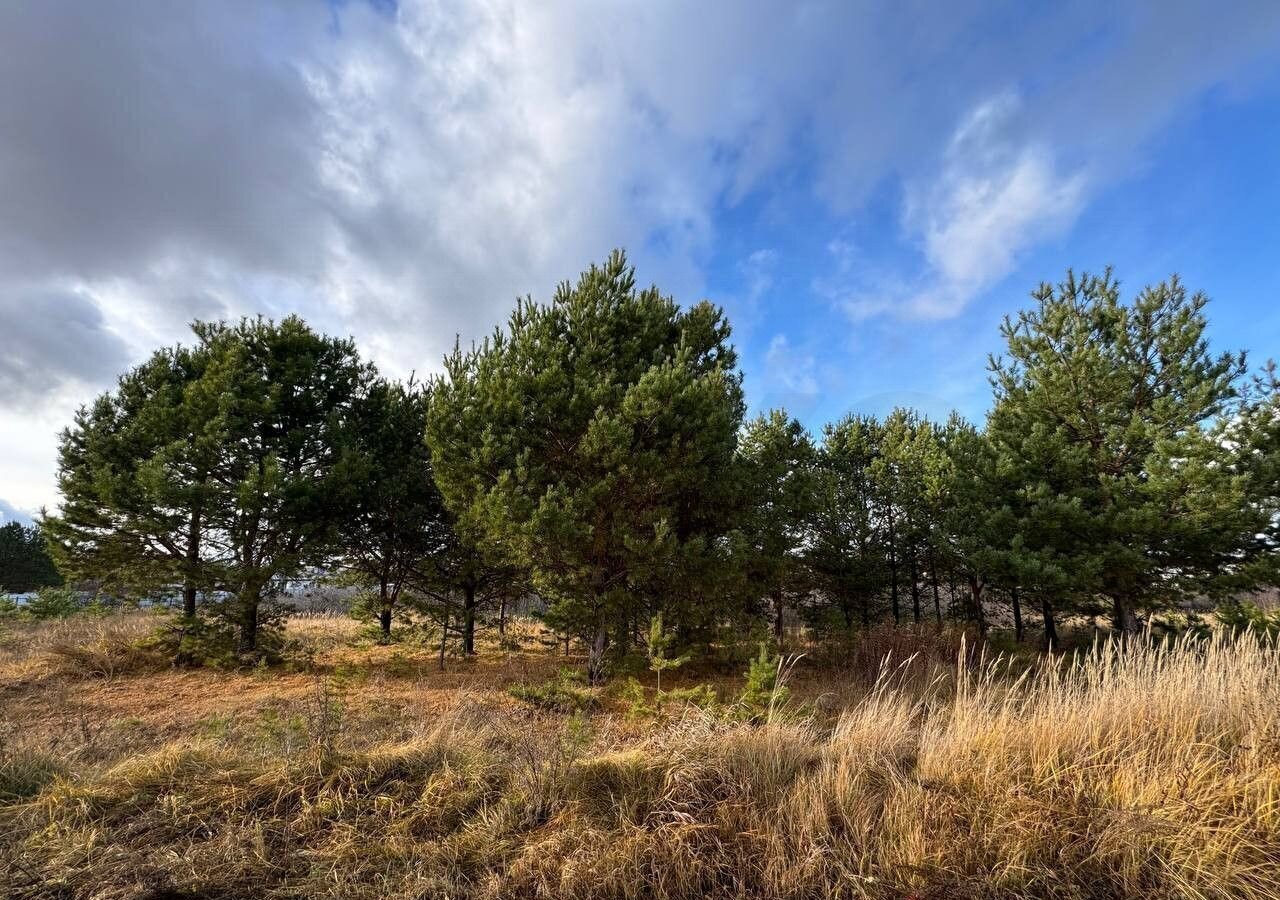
[{"left": 2, "top": 1, "right": 1279, "bottom": 509}]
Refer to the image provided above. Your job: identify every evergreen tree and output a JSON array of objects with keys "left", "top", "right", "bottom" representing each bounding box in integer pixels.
[
  {"left": 989, "top": 270, "right": 1250, "bottom": 633},
  {"left": 807, "top": 414, "right": 888, "bottom": 629},
  {"left": 340, "top": 378, "right": 451, "bottom": 640},
  {"left": 409, "top": 513, "right": 529, "bottom": 657},
  {"left": 427, "top": 251, "right": 744, "bottom": 682},
  {"left": 738, "top": 410, "right": 817, "bottom": 644},
  {"left": 0, "top": 521, "right": 62, "bottom": 593},
  {"left": 871, "top": 409, "right": 930, "bottom": 625},
  {"left": 1211, "top": 360, "right": 1280, "bottom": 594},
  {"left": 44, "top": 343, "right": 227, "bottom": 618},
  {"left": 197, "top": 316, "right": 373, "bottom": 653},
  {"left": 937, "top": 415, "right": 1040, "bottom": 638}
]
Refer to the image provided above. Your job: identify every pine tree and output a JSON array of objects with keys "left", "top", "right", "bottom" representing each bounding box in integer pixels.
[
  {"left": 1206, "top": 360, "right": 1280, "bottom": 594},
  {"left": 644, "top": 612, "right": 689, "bottom": 692},
  {"left": 807, "top": 414, "right": 888, "bottom": 629},
  {"left": 196, "top": 316, "right": 373, "bottom": 654},
  {"left": 871, "top": 409, "right": 931, "bottom": 625},
  {"left": 738, "top": 410, "right": 817, "bottom": 645},
  {"left": 988, "top": 270, "right": 1249, "bottom": 633},
  {"left": 427, "top": 251, "right": 744, "bottom": 683},
  {"left": 44, "top": 343, "right": 228, "bottom": 620},
  {"left": 0, "top": 521, "right": 62, "bottom": 593},
  {"left": 340, "top": 378, "right": 451, "bottom": 640},
  {"left": 408, "top": 512, "right": 529, "bottom": 658}
]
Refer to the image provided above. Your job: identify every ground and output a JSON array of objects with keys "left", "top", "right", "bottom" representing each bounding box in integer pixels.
[{"left": 2, "top": 610, "right": 1278, "bottom": 900}]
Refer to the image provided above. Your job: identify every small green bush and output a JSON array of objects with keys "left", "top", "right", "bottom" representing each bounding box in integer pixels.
[
  {"left": 1215, "top": 601, "right": 1280, "bottom": 638},
  {"left": 644, "top": 613, "right": 690, "bottom": 692},
  {"left": 663, "top": 683, "right": 718, "bottom": 711},
  {"left": 509, "top": 668, "right": 596, "bottom": 713},
  {"left": 619, "top": 676, "right": 655, "bottom": 719},
  {"left": 736, "top": 642, "right": 790, "bottom": 721},
  {"left": 619, "top": 677, "right": 717, "bottom": 720},
  {"left": 24, "top": 586, "right": 81, "bottom": 620}
]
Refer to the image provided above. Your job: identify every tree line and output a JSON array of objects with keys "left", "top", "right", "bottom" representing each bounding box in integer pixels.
[
  {"left": 40, "top": 252, "right": 1280, "bottom": 676},
  {"left": 0, "top": 521, "right": 62, "bottom": 593}
]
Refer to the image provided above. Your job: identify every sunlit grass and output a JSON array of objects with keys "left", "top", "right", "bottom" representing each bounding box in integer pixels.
[{"left": 3, "top": 622, "right": 1278, "bottom": 898}]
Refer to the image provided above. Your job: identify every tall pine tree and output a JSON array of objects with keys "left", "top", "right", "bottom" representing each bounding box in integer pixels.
[
  {"left": 989, "top": 270, "right": 1250, "bottom": 633},
  {"left": 45, "top": 343, "right": 228, "bottom": 618},
  {"left": 427, "top": 251, "right": 744, "bottom": 682}
]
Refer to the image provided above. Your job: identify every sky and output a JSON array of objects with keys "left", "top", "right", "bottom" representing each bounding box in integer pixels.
[{"left": 2, "top": 1, "right": 1280, "bottom": 523}]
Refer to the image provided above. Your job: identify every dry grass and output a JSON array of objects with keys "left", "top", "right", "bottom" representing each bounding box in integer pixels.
[
  {"left": 0, "top": 610, "right": 159, "bottom": 673},
  {"left": 2, "top": 615, "right": 1279, "bottom": 899}
]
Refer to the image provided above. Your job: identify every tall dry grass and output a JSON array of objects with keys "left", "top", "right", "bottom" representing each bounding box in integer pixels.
[
  {"left": 0, "top": 610, "right": 161, "bottom": 681},
  {"left": 3, "top": 632, "right": 1279, "bottom": 899}
]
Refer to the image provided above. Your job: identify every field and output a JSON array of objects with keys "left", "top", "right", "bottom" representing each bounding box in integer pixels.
[{"left": 2, "top": 612, "right": 1279, "bottom": 899}]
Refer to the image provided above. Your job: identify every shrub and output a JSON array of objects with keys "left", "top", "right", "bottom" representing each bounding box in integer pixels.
[
  {"left": 736, "top": 642, "right": 792, "bottom": 721},
  {"left": 24, "top": 586, "right": 81, "bottom": 620},
  {"left": 621, "top": 678, "right": 719, "bottom": 720},
  {"left": 662, "top": 683, "right": 718, "bottom": 711},
  {"left": 508, "top": 668, "right": 596, "bottom": 713},
  {"left": 1215, "top": 600, "right": 1280, "bottom": 638},
  {"left": 619, "top": 676, "right": 655, "bottom": 719}
]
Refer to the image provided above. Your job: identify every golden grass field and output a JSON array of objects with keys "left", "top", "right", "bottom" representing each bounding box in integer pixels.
[{"left": 2, "top": 611, "right": 1279, "bottom": 899}]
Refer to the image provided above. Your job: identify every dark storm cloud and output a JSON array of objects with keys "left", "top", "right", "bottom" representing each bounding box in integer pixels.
[
  {"left": 0, "top": 288, "right": 131, "bottom": 409},
  {"left": 0, "top": 1, "right": 331, "bottom": 282}
]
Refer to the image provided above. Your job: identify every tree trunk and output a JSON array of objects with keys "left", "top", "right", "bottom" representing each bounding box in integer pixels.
[
  {"left": 910, "top": 554, "right": 921, "bottom": 625},
  {"left": 181, "top": 585, "right": 198, "bottom": 619},
  {"left": 887, "top": 511, "right": 900, "bottom": 625},
  {"left": 1011, "top": 585, "right": 1024, "bottom": 643},
  {"left": 172, "top": 510, "right": 202, "bottom": 667},
  {"left": 181, "top": 508, "right": 201, "bottom": 618},
  {"left": 772, "top": 589, "right": 784, "bottom": 647},
  {"left": 462, "top": 584, "right": 477, "bottom": 655},
  {"left": 379, "top": 577, "right": 392, "bottom": 640},
  {"left": 929, "top": 547, "right": 942, "bottom": 625},
  {"left": 1111, "top": 595, "right": 1140, "bottom": 635},
  {"left": 498, "top": 597, "right": 507, "bottom": 635},
  {"left": 587, "top": 613, "right": 609, "bottom": 685},
  {"left": 1041, "top": 596, "right": 1058, "bottom": 650},
  {"left": 236, "top": 585, "right": 261, "bottom": 654},
  {"left": 438, "top": 612, "right": 449, "bottom": 671},
  {"left": 968, "top": 574, "right": 987, "bottom": 637}
]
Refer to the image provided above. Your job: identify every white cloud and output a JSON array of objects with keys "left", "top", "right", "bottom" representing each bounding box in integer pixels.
[
  {"left": 2, "top": 1, "right": 1279, "bottom": 509},
  {"left": 0, "top": 497, "right": 35, "bottom": 527},
  {"left": 831, "top": 92, "right": 1087, "bottom": 321},
  {"left": 741, "top": 250, "right": 779, "bottom": 302},
  {"left": 764, "top": 334, "right": 819, "bottom": 403}
]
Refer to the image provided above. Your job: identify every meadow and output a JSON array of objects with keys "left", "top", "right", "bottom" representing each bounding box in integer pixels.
[{"left": 3, "top": 611, "right": 1278, "bottom": 900}]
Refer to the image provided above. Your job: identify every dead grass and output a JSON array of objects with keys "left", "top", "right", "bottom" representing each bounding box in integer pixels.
[
  {"left": 0, "top": 610, "right": 159, "bottom": 675},
  {"left": 2, "top": 614, "right": 1279, "bottom": 899}
]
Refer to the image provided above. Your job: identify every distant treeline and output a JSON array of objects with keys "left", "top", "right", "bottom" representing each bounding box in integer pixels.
[
  {"left": 40, "top": 251, "right": 1280, "bottom": 675},
  {"left": 0, "top": 520, "right": 61, "bottom": 594}
]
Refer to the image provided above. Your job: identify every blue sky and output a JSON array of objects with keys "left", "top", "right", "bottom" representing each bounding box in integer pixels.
[
  {"left": 721, "top": 71, "right": 1280, "bottom": 429},
  {"left": 1, "top": 1, "right": 1279, "bottom": 518}
]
